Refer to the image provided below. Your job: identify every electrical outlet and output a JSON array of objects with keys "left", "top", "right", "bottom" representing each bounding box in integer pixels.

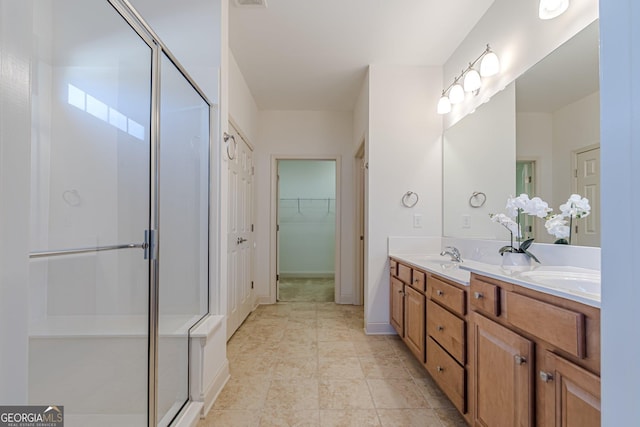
[
  {"left": 413, "top": 214, "right": 423, "bottom": 228},
  {"left": 462, "top": 214, "right": 471, "bottom": 229}
]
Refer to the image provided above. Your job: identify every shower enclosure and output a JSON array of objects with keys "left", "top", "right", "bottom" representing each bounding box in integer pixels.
[{"left": 27, "top": 1, "right": 213, "bottom": 425}]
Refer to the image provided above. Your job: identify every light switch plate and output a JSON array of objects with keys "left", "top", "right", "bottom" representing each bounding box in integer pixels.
[
  {"left": 413, "top": 214, "right": 423, "bottom": 228},
  {"left": 462, "top": 214, "right": 471, "bottom": 228}
]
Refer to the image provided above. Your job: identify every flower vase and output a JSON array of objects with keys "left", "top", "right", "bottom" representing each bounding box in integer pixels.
[{"left": 501, "top": 252, "right": 533, "bottom": 271}]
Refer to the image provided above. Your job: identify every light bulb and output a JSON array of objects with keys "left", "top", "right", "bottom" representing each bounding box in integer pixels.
[
  {"left": 480, "top": 51, "right": 500, "bottom": 77},
  {"left": 449, "top": 84, "right": 465, "bottom": 104},
  {"left": 464, "top": 69, "right": 481, "bottom": 92},
  {"left": 437, "top": 94, "right": 451, "bottom": 114},
  {"left": 539, "top": 0, "right": 569, "bottom": 20}
]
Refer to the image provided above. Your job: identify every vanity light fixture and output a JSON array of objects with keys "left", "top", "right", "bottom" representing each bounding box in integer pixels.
[
  {"left": 437, "top": 44, "right": 500, "bottom": 114},
  {"left": 538, "top": 0, "right": 569, "bottom": 20}
]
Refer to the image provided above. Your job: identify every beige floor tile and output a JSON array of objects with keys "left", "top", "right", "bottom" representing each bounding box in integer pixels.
[
  {"left": 376, "top": 409, "right": 443, "bottom": 427},
  {"left": 277, "top": 341, "right": 318, "bottom": 359},
  {"left": 229, "top": 355, "right": 275, "bottom": 379},
  {"left": 318, "top": 341, "right": 358, "bottom": 358},
  {"left": 318, "top": 357, "right": 365, "bottom": 379},
  {"left": 319, "top": 379, "right": 375, "bottom": 410},
  {"left": 397, "top": 352, "right": 430, "bottom": 379},
  {"left": 271, "top": 357, "right": 318, "bottom": 379},
  {"left": 413, "top": 377, "right": 456, "bottom": 409},
  {"left": 282, "top": 327, "right": 317, "bottom": 344},
  {"left": 318, "top": 328, "right": 354, "bottom": 342},
  {"left": 353, "top": 340, "right": 396, "bottom": 358},
  {"left": 213, "top": 377, "right": 270, "bottom": 410},
  {"left": 258, "top": 408, "right": 320, "bottom": 427},
  {"left": 359, "top": 355, "right": 412, "bottom": 379},
  {"left": 367, "top": 379, "right": 429, "bottom": 409},
  {"left": 264, "top": 379, "right": 320, "bottom": 411},
  {"left": 285, "top": 317, "right": 318, "bottom": 330},
  {"left": 434, "top": 407, "right": 468, "bottom": 427},
  {"left": 319, "top": 409, "right": 381, "bottom": 426},
  {"left": 198, "top": 409, "right": 260, "bottom": 427}
]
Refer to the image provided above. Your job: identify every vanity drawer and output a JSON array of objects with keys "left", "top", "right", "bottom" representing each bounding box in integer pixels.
[
  {"left": 397, "top": 263, "right": 412, "bottom": 284},
  {"left": 427, "top": 299, "right": 465, "bottom": 364},
  {"left": 470, "top": 277, "right": 500, "bottom": 317},
  {"left": 428, "top": 275, "right": 466, "bottom": 316},
  {"left": 505, "top": 292, "right": 586, "bottom": 358},
  {"left": 426, "top": 337, "right": 465, "bottom": 414},
  {"left": 390, "top": 259, "right": 398, "bottom": 277},
  {"left": 410, "top": 270, "right": 426, "bottom": 292}
]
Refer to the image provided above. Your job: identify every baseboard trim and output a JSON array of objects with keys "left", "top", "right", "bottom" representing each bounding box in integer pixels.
[
  {"left": 172, "top": 402, "right": 203, "bottom": 427},
  {"left": 366, "top": 322, "right": 397, "bottom": 335},
  {"left": 203, "top": 360, "right": 230, "bottom": 417}
]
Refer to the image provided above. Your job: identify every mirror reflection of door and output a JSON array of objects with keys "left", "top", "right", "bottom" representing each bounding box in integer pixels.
[
  {"left": 574, "top": 146, "right": 600, "bottom": 247},
  {"left": 516, "top": 160, "right": 536, "bottom": 241},
  {"left": 276, "top": 159, "right": 336, "bottom": 302}
]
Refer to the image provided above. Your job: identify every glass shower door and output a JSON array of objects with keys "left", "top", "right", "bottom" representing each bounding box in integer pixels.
[
  {"left": 156, "top": 53, "right": 210, "bottom": 426},
  {"left": 28, "top": 0, "right": 153, "bottom": 425}
]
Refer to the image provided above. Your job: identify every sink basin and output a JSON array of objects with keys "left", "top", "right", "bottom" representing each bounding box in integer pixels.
[
  {"left": 403, "top": 255, "right": 461, "bottom": 270},
  {"left": 519, "top": 269, "right": 600, "bottom": 298}
]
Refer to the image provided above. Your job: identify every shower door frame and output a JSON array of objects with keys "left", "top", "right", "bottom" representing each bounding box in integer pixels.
[{"left": 107, "top": 1, "right": 214, "bottom": 425}]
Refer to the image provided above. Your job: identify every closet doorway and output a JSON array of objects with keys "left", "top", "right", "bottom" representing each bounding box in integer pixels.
[{"left": 276, "top": 159, "right": 337, "bottom": 302}]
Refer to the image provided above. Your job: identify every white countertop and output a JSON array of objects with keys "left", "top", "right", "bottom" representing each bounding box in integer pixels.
[{"left": 389, "top": 253, "right": 601, "bottom": 308}]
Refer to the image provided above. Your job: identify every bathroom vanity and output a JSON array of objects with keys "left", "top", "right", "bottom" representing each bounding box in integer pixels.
[{"left": 389, "top": 255, "right": 601, "bottom": 427}]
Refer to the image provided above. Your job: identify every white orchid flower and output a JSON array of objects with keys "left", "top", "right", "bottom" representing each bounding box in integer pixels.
[
  {"left": 559, "top": 194, "right": 591, "bottom": 219},
  {"left": 524, "top": 196, "right": 552, "bottom": 218},
  {"left": 505, "top": 194, "right": 528, "bottom": 218},
  {"left": 545, "top": 214, "right": 570, "bottom": 239},
  {"left": 490, "top": 213, "right": 522, "bottom": 238}
]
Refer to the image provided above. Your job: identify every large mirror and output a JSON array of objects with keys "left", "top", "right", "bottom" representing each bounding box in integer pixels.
[{"left": 443, "top": 20, "right": 600, "bottom": 247}]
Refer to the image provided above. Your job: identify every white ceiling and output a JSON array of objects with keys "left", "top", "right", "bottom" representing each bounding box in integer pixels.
[{"left": 230, "top": 0, "right": 495, "bottom": 111}]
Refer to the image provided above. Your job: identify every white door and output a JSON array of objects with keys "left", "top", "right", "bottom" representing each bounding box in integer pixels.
[
  {"left": 227, "top": 125, "right": 254, "bottom": 339},
  {"left": 575, "top": 147, "right": 600, "bottom": 247}
]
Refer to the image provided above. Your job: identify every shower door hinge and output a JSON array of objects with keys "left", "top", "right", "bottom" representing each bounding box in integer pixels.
[
  {"left": 574, "top": 169, "right": 578, "bottom": 177},
  {"left": 251, "top": 281, "right": 254, "bottom": 289},
  {"left": 252, "top": 166, "right": 255, "bottom": 175},
  {"left": 276, "top": 274, "right": 280, "bottom": 282},
  {"left": 251, "top": 224, "right": 254, "bottom": 232},
  {"left": 144, "top": 229, "right": 157, "bottom": 260}
]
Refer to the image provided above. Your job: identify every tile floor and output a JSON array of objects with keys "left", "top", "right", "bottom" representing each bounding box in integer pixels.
[
  {"left": 278, "top": 278, "right": 335, "bottom": 302},
  {"left": 197, "top": 302, "right": 468, "bottom": 427}
]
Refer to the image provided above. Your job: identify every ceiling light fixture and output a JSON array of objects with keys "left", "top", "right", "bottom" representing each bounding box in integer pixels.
[
  {"left": 538, "top": 0, "right": 569, "bottom": 20},
  {"left": 437, "top": 44, "right": 500, "bottom": 115}
]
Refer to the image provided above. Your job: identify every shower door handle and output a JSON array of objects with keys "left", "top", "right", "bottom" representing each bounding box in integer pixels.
[
  {"left": 237, "top": 237, "right": 248, "bottom": 245},
  {"left": 30, "top": 230, "right": 156, "bottom": 260}
]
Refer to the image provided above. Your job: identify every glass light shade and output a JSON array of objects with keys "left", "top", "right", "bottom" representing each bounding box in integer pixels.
[
  {"left": 480, "top": 51, "right": 500, "bottom": 77},
  {"left": 463, "top": 69, "right": 481, "bottom": 92},
  {"left": 437, "top": 95, "right": 451, "bottom": 114},
  {"left": 539, "top": 0, "right": 569, "bottom": 20},
  {"left": 449, "top": 84, "right": 465, "bottom": 104}
]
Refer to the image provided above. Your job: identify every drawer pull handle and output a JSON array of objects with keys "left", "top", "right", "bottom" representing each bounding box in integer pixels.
[
  {"left": 515, "top": 355, "right": 527, "bottom": 365},
  {"left": 414, "top": 278, "right": 420, "bottom": 283},
  {"left": 539, "top": 371, "right": 554, "bottom": 383},
  {"left": 474, "top": 292, "right": 483, "bottom": 299},
  {"left": 436, "top": 290, "right": 444, "bottom": 296},
  {"left": 436, "top": 366, "right": 444, "bottom": 373},
  {"left": 437, "top": 325, "right": 444, "bottom": 332}
]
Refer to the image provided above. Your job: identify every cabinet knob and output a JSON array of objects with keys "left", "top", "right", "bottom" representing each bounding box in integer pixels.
[
  {"left": 414, "top": 278, "right": 419, "bottom": 283},
  {"left": 515, "top": 355, "right": 527, "bottom": 365},
  {"left": 437, "top": 325, "right": 444, "bottom": 332},
  {"left": 474, "top": 292, "right": 483, "bottom": 299},
  {"left": 436, "top": 366, "right": 444, "bottom": 373},
  {"left": 436, "top": 290, "right": 444, "bottom": 296},
  {"left": 539, "top": 371, "right": 554, "bottom": 382}
]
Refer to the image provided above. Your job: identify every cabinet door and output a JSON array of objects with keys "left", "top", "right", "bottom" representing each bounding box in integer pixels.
[
  {"left": 542, "top": 351, "right": 601, "bottom": 427},
  {"left": 473, "top": 313, "right": 534, "bottom": 427},
  {"left": 404, "top": 285, "right": 425, "bottom": 362},
  {"left": 390, "top": 277, "right": 405, "bottom": 336}
]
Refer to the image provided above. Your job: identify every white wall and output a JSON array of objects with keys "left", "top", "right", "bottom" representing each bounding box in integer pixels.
[
  {"left": 366, "top": 65, "right": 443, "bottom": 333},
  {"left": 0, "top": 0, "right": 32, "bottom": 403},
  {"left": 443, "top": 0, "right": 598, "bottom": 129},
  {"left": 229, "top": 52, "right": 259, "bottom": 145},
  {"left": 278, "top": 160, "right": 336, "bottom": 277},
  {"left": 255, "top": 110, "right": 355, "bottom": 304},
  {"left": 443, "top": 83, "right": 516, "bottom": 240},
  {"left": 600, "top": 2, "right": 640, "bottom": 425}
]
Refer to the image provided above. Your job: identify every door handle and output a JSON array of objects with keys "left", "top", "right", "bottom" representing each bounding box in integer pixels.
[{"left": 237, "top": 237, "right": 248, "bottom": 244}]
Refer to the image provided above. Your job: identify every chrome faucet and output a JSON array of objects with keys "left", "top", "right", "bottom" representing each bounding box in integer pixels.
[{"left": 440, "top": 246, "right": 463, "bottom": 262}]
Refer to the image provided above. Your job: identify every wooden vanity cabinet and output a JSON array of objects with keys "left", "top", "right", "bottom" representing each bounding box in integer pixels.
[
  {"left": 470, "top": 273, "right": 601, "bottom": 427},
  {"left": 389, "top": 258, "right": 426, "bottom": 362}
]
